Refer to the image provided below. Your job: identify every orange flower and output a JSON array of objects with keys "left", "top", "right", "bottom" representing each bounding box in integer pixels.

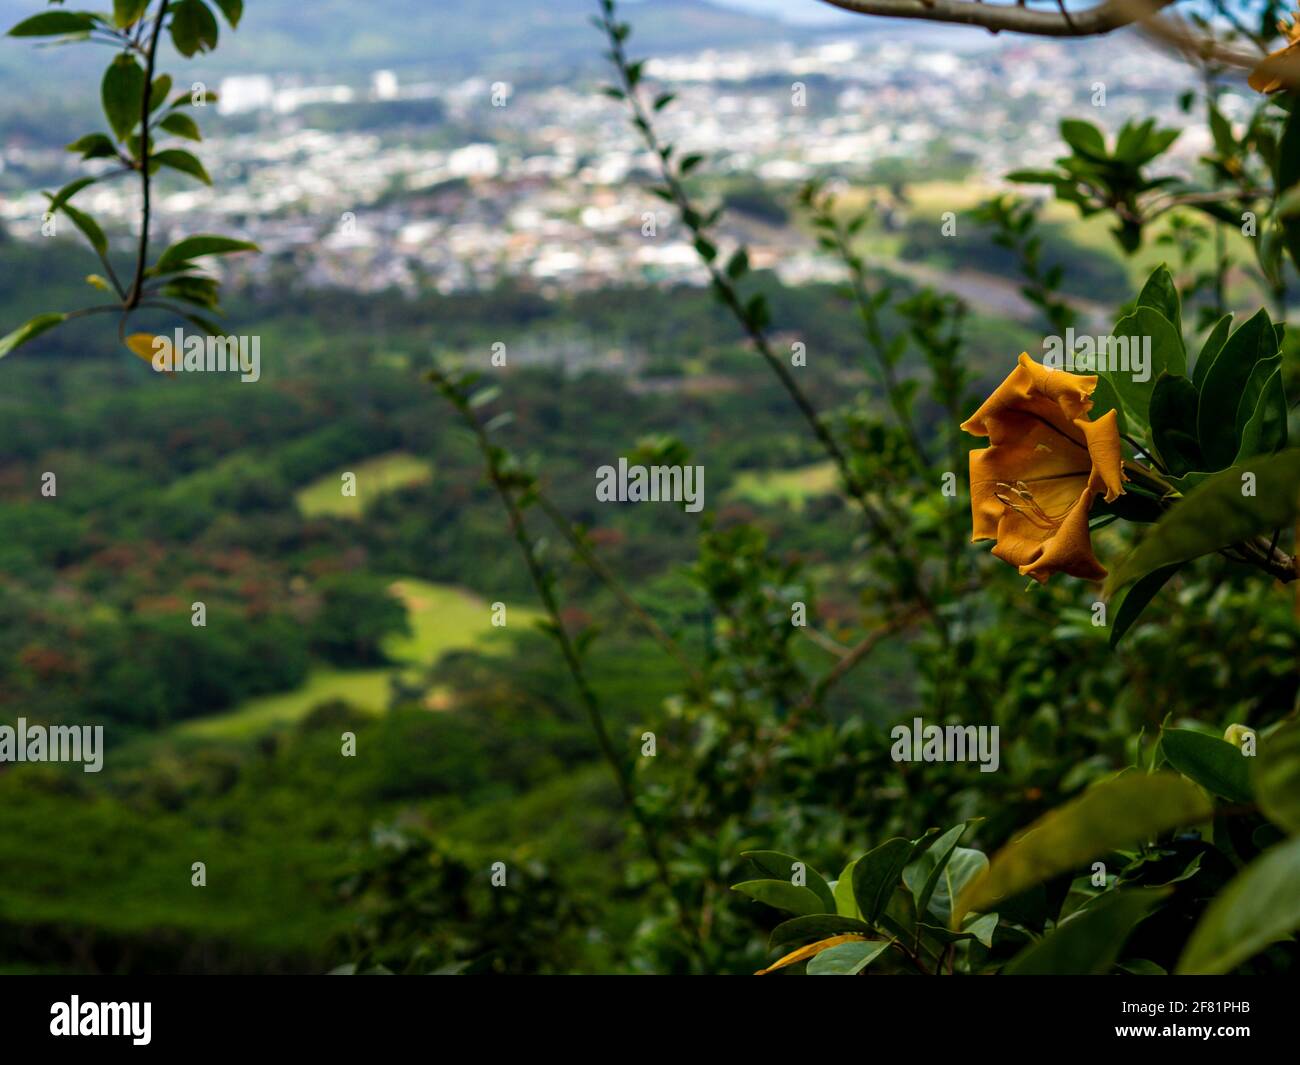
[
  {"left": 1249, "top": 11, "right": 1300, "bottom": 94},
  {"left": 961, "top": 353, "right": 1126, "bottom": 583}
]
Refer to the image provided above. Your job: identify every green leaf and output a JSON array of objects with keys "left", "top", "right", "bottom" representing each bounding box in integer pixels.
[
  {"left": 170, "top": 0, "right": 219, "bottom": 56},
  {"left": 1089, "top": 373, "right": 1126, "bottom": 436},
  {"left": 0, "top": 313, "right": 69, "bottom": 359},
  {"left": 150, "top": 149, "right": 211, "bottom": 185},
  {"left": 852, "top": 838, "right": 912, "bottom": 924},
  {"left": 1160, "top": 728, "right": 1253, "bottom": 803},
  {"left": 1107, "top": 562, "right": 1180, "bottom": 647},
  {"left": 1197, "top": 308, "right": 1276, "bottom": 470},
  {"left": 1191, "top": 314, "right": 1231, "bottom": 392},
  {"left": 8, "top": 11, "right": 99, "bottom": 36},
  {"left": 211, "top": 0, "right": 243, "bottom": 27},
  {"left": 67, "top": 133, "right": 117, "bottom": 160},
  {"left": 155, "top": 234, "right": 259, "bottom": 272},
  {"left": 768, "top": 914, "right": 874, "bottom": 950},
  {"left": 1149, "top": 373, "right": 1201, "bottom": 476},
  {"left": 732, "top": 879, "right": 827, "bottom": 916},
  {"left": 1105, "top": 306, "right": 1184, "bottom": 424},
  {"left": 58, "top": 202, "right": 109, "bottom": 258},
  {"left": 742, "top": 851, "right": 836, "bottom": 913},
  {"left": 1136, "top": 264, "right": 1182, "bottom": 338},
  {"left": 1105, "top": 450, "right": 1300, "bottom": 597},
  {"left": 159, "top": 112, "right": 202, "bottom": 141},
  {"left": 1255, "top": 720, "right": 1300, "bottom": 835},
  {"left": 1060, "top": 118, "right": 1107, "bottom": 160},
  {"left": 1234, "top": 359, "right": 1287, "bottom": 463},
  {"left": 807, "top": 938, "right": 892, "bottom": 975},
  {"left": 953, "top": 773, "right": 1212, "bottom": 926},
  {"left": 112, "top": 1, "right": 149, "bottom": 29},
  {"left": 833, "top": 859, "right": 860, "bottom": 918},
  {"left": 1177, "top": 836, "right": 1300, "bottom": 973},
  {"left": 46, "top": 176, "right": 97, "bottom": 213},
  {"left": 1003, "top": 889, "right": 1169, "bottom": 975},
  {"left": 852, "top": 830, "right": 940, "bottom": 924},
  {"left": 904, "top": 823, "right": 966, "bottom": 921},
  {"left": 149, "top": 74, "right": 174, "bottom": 115},
  {"left": 102, "top": 53, "right": 146, "bottom": 143}
]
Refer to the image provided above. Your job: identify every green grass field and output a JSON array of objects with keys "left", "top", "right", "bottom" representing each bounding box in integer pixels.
[
  {"left": 728, "top": 460, "right": 839, "bottom": 511},
  {"left": 296, "top": 451, "right": 433, "bottom": 518},
  {"left": 177, "top": 580, "right": 534, "bottom": 740}
]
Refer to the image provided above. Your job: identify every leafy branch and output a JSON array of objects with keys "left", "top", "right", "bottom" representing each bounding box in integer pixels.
[{"left": 1, "top": 0, "right": 257, "bottom": 361}]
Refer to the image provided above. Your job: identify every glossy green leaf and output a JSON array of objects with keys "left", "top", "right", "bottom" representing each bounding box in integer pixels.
[
  {"left": 1149, "top": 373, "right": 1201, "bottom": 475},
  {"left": 1160, "top": 728, "right": 1253, "bottom": 803},
  {"left": 1234, "top": 360, "right": 1287, "bottom": 462},
  {"left": 807, "top": 938, "right": 892, "bottom": 975},
  {"left": 833, "top": 858, "right": 860, "bottom": 918},
  {"left": 1105, "top": 450, "right": 1300, "bottom": 596},
  {"left": 1178, "top": 836, "right": 1300, "bottom": 973},
  {"left": 1004, "top": 888, "right": 1169, "bottom": 975},
  {"left": 954, "top": 773, "right": 1211, "bottom": 926},
  {"left": 1197, "top": 308, "right": 1276, "bottom": 470},
  {"left": 1192, "top": 314, "right": 1231, "bottom": 392},
  {"left": 1105, "top": 306, "right": 1183, "bottom": 424},
  {"left": 732, "top": 879, "right": 826, "bottom": 916},
  {"left": 742, "top": 851, "right": 836, "bottom": 913},
  {"left": 1136, "top": 264, "right": 1182, "bottom": 338},
  {"left": 852, "top": 838, "right": 912, "bottom": 924},
  {"left": 768, "top": 914, "right": 874, "bottom": 950},
  {"left": 904, "top": 823, "right": 966, "bottom": 921}
]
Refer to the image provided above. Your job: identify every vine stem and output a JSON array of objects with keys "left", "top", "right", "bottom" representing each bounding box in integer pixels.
[
  {"left": 432, "top": 371, "right": 700, "bottom": 950},
  {"left": 597, "top": 3, "right": 941, "bottom": 625}
]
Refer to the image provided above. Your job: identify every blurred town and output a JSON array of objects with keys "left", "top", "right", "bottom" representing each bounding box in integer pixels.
[{"left": 1, "top": 31, "right": 1207, "bottom": 298}]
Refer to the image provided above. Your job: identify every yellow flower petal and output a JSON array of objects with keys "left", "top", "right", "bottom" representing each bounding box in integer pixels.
[{"left": 962, "top": 353, "right": 1124, "bottom": 582}]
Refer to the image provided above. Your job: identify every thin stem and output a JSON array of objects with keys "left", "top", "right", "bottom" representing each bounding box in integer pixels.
[
  {"left": 534, "top": 492, "right": 704, "bottom": 689},
  {"left": 598, "top": 5, "right": 939, "bottom": 623},
  {"left": 128, "top": 1, "right": 170, "bottom": 310},
  {"left": 432, "top": 370, "right": 699, "bottom": 948}
]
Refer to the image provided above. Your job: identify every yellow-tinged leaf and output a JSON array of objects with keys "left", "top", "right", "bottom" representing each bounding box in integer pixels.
[
  {"left": 124, "top": 332, "right": 173, "bottom": 374},
  {"left": 952, "top": 772, "right": 1212, "bottom": 927},
  {"left": 754, "top": 933, "right": 870, "bottom": 975}
]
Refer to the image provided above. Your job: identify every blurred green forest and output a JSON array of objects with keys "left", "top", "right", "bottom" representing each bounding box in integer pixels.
[{"left": 0, "top": 230, "right": 1025, "bottom": 972}]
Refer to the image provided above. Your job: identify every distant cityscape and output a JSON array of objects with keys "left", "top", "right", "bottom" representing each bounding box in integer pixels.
[{"left": 1, "top": 31, "right": 1217, "bottom": 298}]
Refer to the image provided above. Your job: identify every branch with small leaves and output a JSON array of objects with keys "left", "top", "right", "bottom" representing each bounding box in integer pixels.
[{"left": 0, "top": 0, "right": 257, "bottom": 362}]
